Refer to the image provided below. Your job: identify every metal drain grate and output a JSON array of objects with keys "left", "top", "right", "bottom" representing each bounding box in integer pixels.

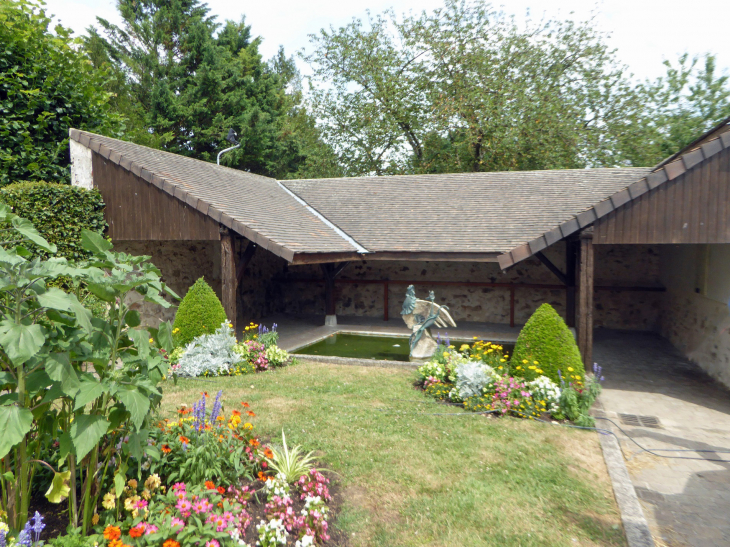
[{"left": 619, "top": 413, "right": 662, "bottom": 429}]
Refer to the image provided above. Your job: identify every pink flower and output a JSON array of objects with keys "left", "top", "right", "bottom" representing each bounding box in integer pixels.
[
  {"left": 172, "top": 482, "right": 187, "bottom": 493},
  {"left": 171, "top": 517, "right": 185, "bottom": 531},
  {"left": 144, "top": 525, "right": 158, "bottom": 535},
  {"left": 176, "top": 498, "right": 192, "bottom": 515},
  {"left": 205, "top": 541, "right": 220, "bottom": 547}
]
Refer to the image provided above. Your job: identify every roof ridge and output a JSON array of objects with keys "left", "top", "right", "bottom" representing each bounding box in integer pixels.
[{"left": 497, "top": 131, "right": 730, "bottom": 269}]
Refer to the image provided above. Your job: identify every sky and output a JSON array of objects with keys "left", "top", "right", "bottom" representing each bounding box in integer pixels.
[{"left": 42, "top": 0, "right": 730, "bottom": 83}]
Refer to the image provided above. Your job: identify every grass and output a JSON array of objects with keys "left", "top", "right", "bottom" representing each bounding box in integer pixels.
[{"left": 159, "top": 362, "right": 626, "bottom": 547}]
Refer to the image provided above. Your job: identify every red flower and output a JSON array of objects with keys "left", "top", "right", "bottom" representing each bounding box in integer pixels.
[
  {"left": 205, "top": 481, "right": 216, "bottom": 490},
  {"left": 217, "top": 486, "right": 225, "bottom": 494},
  {"left": 162, "top": 444, "right": 171, "bottom": 454},
  {"left": 241, "top": 402, "right": 250, "bottom": 408},
  {"left": 247, "top": 410, "right": 256, "bottom": 417}
]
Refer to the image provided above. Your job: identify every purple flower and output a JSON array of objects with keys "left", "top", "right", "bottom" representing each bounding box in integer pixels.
[
  {"left": 31, "top": 512, "right": 44, "bottom": 543},
  {"left": 17, "top": 520, "right": 33, "bottom": 546},
  {"left": 0, "top": 528, "right": 7, "bottom": 547},
  {"left": 210, "top": 390, "right": 223, "bottom": 423}
]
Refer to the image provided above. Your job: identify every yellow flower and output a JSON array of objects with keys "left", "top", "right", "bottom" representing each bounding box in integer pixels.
[
  {"left": 124, "top": 495, "right": 140, "bottom": 513},
  {"left": 568, "top": 367, "right": 574, "bottom": 372},
  {"left": 500, "top": 358, "right": 506, "bottom": 362},
  {"left": 473, "top": 336, "right": 478, "bottom": 340},
  {"left": 443, "top": 351, "right": 449, "bottom": 357},
  {"left": 144, "top": 474, "right": 161, "bottom": 491},
  {"left": 536, "top": 369, "right": 543, "bottom": 374},
  {"left": 141, "top": 488, "right": 151, "bottom": 500},
  {"left": 149, "top": 338, "right": 154, "bottom": 344},
  {"left": 127, "top": 479, "right": 138, "bottom": 489},
  {"left": 91, "top": 513, "right": 99, "bottom": 525},
  {"left": 460, "top": 344, "right": 469, "bottom": 351},
  {"left": 528, "top": 365, "right": 536, "bottom": 370},
  {"left": 102, "top": 492, "right": 116, "bottom": 510},
  {"left": 522, "top": 359, "right": 528, "bottom": 364}
]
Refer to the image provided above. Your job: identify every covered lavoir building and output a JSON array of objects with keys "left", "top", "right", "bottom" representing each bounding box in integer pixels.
[{"left": 69, "top": 119, "right": 730, "bottom": 387}]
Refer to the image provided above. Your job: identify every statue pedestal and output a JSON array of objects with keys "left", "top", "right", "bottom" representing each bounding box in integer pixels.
[
  {"left": 324, "top": 315, "right": 337, "bottom": 326},
  {"left": 410, "top": 329, "right": 437, "bottom": 360}
]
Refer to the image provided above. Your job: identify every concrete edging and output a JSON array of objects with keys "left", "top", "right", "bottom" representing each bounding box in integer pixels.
[
  {"left": 294, "top": 353, "right": 419, "bottom": 370},
  {"left": 595, "top": 404, "right": 655, "bottom": 547}
]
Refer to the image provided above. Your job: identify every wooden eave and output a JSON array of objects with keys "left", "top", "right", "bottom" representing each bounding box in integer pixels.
[
  {"left": 71, "top": 129, "right": 298, "bottom": 262},
  {"left": 289, "top": 251, "right": 502, "bottom": 265},
  {"left": 497, "top": 129, "right": 730, "bottom": 270}
]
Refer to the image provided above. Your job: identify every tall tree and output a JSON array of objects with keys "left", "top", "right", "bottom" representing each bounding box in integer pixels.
[
  {"left": 304, "top": 1, "right": 650, "bottom": 176},
  {"left": 639, "top": 54, "right": 730, "bottom": 163},
  {"left": 91, "top": 0, "right": 331, "bottom": 178},
  {"left": 0, "top": 0, "right": 123, "bottom": 186}
]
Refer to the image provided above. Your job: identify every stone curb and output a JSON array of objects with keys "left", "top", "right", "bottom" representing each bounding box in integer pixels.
[
  {"left": 294, "top": 353, "right": 419, "bottom": 370},
  {"left": 595, "top": 403, "right": 655, "bottom": 547}
]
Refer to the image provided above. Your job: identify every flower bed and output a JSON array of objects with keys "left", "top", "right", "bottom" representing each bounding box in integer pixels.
[
  {"left": 417, "top": 340, "right": 604, "bottom": 426},
  {"left": 1, "top": 392, "right": 336, "bottom": 547},
  {"left": 170, "top": 323, "right": 291, "bottom": 378}
]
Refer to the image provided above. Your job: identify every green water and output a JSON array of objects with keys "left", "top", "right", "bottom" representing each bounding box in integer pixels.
[
  {"left": 292, "top": 333, "right": 515, "bottom": 362},
  {"left": 293, "top": 334, "right": 412, "bottom": 361}
]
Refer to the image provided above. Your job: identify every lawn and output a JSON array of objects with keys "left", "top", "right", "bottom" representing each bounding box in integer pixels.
[{"left": 159, "top": 362, "right": 625, "bottom": 547}]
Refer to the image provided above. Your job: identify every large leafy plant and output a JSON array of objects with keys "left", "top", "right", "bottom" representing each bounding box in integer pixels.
[{"left": 0, "top": 205, "right": 177, "bottom": 534}]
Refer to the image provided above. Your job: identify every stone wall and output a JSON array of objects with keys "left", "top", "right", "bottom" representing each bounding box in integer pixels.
[
  {"left": 114, "top": 239, "right": 289, "bottom": 327},
  {"left": 659, "top": 244, "right": 730, "bottom": 388},
  {"left": 279, "top": 243, "right": 663, "bottom": 330}
]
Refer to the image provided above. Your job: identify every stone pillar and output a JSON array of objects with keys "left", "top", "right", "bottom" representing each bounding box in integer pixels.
[
  {"left": 220, "top": 228, "right": 237, "bottom": 332},
  {"left": 577, "top": 228, "right": 594, "bottom": 369},
  {"left": 320, "top": 262, "right": 349, "bottom": 326}
]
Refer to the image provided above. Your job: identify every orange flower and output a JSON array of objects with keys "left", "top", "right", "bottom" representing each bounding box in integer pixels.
[
  {"left": 179, "top": 436, "right": 190, "bottom": 444},
  {"left": 104, "top": 526, "right": 121, "bottom": 541},
  {"left": 163, "top": 540, "right": 181, "bottom": 547},
  {"left": 217, "top": 502, "right": 223, "bottom": 508},
  {"left": 202, "top": 392, "right": 209, "bottom": 398},
  {"left": 205, "top": 481, "right": 216, "bottom": 490},
  {"left": 231, "top": 410, "right": 241, "bottom": 417},
  {"left": 264, "top": 448, "right": 274, "bottom": 459},
  {"left": 247, "top": 411, "right": 256, "bottom": 417},
  {"left": 249, "top": 438, "right": 260, "bottom": 447},
  {"left": 162, "top": 444, "right": 171, "bottom": 454},
  {"left": 257, "top": 471, "right": 267, "bottom": 481},
  {"left": 129, "top": 525, "right": 145, "bottom": 538},
  {"left": 217, "top": 486, "right": 225, "bottom": 494},
  {"left": 109, "top": 539, "right": 123, "bottom": 547},
  {"left": 241, "top": 402, "right": 250, "bottom": 408}
]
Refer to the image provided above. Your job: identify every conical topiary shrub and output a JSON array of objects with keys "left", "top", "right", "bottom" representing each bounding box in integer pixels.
[
  {"left": 510, "top": 303, "right": 584, "bottom": 385},
  {"left": 172, "top": 277, "right": 228, "bottom": 347}
]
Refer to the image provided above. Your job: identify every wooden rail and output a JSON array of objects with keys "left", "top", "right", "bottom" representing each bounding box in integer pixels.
[{"left": 279, "top": 278, "right": 665, "bottom": 327}]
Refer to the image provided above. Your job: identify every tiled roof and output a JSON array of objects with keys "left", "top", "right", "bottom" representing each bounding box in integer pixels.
[
  {"left": 282, "top": 169, "right": 651, "bottom": 254},
  {"left": 69, "top": 130, "right": 359, "bottom": 260}
]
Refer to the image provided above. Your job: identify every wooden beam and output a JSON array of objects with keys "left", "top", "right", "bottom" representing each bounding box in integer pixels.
[
  {"left": 576, "top": 228, "right": 594, "bottom": 369},
  {"left": 565, "top": 239, "right": 577, "bottom": 328},
  {"left": 536, "top": 251, "right": 567, "bottom": 285},
  {"left": 320, "top": 262, "right": 349, "bottom": 317},
  {"left": 290, "top": 251, "right": 501, "bottom": 265},
  {"left": 220, "top": 229, "right": 237, "bottom": 331},
  {"left": 236, "top": 242, "right": 257, "bottom": 285}
]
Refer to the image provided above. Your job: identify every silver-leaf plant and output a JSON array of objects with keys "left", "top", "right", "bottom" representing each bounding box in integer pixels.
[
  {"left": 177, "top": 322, "right": 243, "bottom": 377},
  {"left": 455, "top": 361, "right": 498, "bottom": 399}
]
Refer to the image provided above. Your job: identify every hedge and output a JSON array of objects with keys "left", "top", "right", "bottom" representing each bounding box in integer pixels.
[
  {"left": 510, "top": 303, "right": 585, "bottom": 385},
  {"left": 0, "top": 181, "right": 107, "bottom": 260},
  {"left": 173, "top": 277, "right": 229, "bottom": 347}
]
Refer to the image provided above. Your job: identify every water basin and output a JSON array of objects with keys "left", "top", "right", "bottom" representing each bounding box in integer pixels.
[{"left": 292, "top": 333, "right": 515, "bottom": 362}]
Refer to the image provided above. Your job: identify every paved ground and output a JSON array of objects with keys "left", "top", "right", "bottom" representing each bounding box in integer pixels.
[
  {"left": 264, "top": 313, "right": 523, "bottom": 352},
  {"left": 594, "top": 329, "right": 730, "bottom": 547}
]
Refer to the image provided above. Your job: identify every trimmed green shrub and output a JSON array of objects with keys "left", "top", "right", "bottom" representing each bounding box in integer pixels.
[
  {"left": 510, "top": 303, "right": 585, "bottom": 385},
  {"left": 0, "top": 181, "right": 106, "bottom": 259},
  {"left": 173, "top": 277, "right": 228, "bottom": 347}
]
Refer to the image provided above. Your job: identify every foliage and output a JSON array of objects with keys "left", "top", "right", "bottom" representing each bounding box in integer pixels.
[
  {"left": 175, "top": 323, "right": 242, "bottom": 378},
  {"left": 94, "top": 480, "right": 245, "bottom": 547},
  {"left": 555, "top": 364, "right": 605, "bottom": 426},
  {"left": 172, "top": 278, "right": 228, "bottom": 347},
  {"left": 268, "top": 431, "right": 317, "bottom": 484},
  {"left": 46, "top": 528, "right": 97, "bottom": 547},
  {"left": 0, "top": 182, "right": 107, "bottom": 260},
  {"left": 0, "top": 0, "right": 123, "bottom": 186},
  {"left": 629, "top": 54, "right": 730, "bottom": 165},
  {"left": 0, "top": 208, "right": 176, "bottom": 533},
  {"left": 454, "top": 361, "right": 497, "bottom": 400},
  {"left": 304, "top": 0, "right": 650, "bottom": 176},
  {"left": 88, "top": 0, "right": 334, "bottom": 179},
  {"left": 511, "top": 303, "right": 584, "bottom": 384},
  {"left": 150, "top": 392, "right": 265, "bottom": 486}
]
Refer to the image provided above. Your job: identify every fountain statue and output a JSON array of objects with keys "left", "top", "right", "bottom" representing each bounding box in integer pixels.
[{"left": 400, "top": 285, "right": 457, "bottom": 360}]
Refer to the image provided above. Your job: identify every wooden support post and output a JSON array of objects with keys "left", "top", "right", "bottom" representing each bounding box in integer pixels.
[
  {"left": 509, "top": 285, "right": 515, "bottom": 328},
  {"left": 383, "top": 281, "right": 389, "bottom": 321},
  {"left": 576, "top": 228, "right": 594, "bottom": 369},
  {"left": 320, "top": 262, "right": 349, "bottom": 326},
  {"left": 565, "top": 239, "right": 577, "bottom": 328},
  {"left": 236, "top": 242, "right": 257, "bottom": 285},
  {"left": 220, "top": 228, "right": 237, "bottom": 332}
]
